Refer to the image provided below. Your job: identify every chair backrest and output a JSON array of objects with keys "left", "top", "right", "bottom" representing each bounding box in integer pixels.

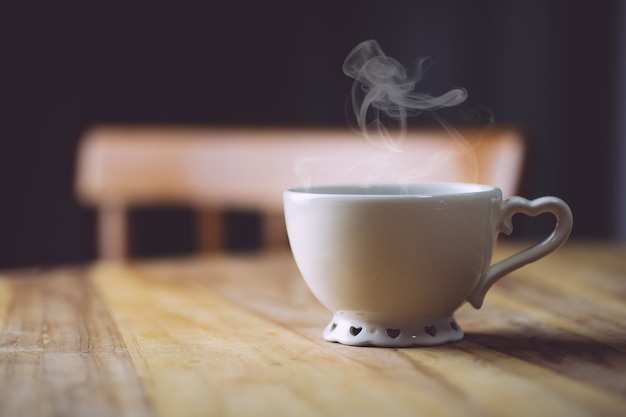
[{"left": 75, "top": 125, "right": 526, "bottom": 260}]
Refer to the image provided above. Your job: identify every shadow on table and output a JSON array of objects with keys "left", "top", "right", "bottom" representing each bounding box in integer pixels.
[{"left": 463, "top": 331, "right": 626, "bottom": 396}]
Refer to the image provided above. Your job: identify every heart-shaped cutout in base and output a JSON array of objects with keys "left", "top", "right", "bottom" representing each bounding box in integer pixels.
[{"left": 323, "top": 314, "right": 463, "bottom": 347}]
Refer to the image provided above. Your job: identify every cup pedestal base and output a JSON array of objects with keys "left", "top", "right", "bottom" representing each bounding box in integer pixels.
[{"left": 323, "top": 314, "right": 464, "bottom": 347}]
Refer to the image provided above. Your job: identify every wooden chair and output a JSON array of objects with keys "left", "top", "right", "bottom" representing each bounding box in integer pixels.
[{"left": 75, "top": 125, "right": 525, "bottom": 261}]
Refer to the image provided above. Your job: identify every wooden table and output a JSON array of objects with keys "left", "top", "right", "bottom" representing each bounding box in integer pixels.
[{"left": 0, "top": 242, "right": 625, "bottom": 417}]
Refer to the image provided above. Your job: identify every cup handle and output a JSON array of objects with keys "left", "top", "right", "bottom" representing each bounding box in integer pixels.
[{"left": 467, "top": 196, "right": 573, "bottom": 309}]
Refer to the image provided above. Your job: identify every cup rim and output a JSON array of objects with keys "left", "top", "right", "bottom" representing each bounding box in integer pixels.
[{"left": 285, "top": 182, "right": 499, "bottom": 198}]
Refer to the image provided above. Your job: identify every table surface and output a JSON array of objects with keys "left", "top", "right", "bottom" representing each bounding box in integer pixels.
[{"left": 0, "top": 242, "right": 625, "bottom": 417}]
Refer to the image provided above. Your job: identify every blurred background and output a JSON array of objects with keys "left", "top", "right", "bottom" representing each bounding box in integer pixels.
[{"left": 0, "top": 0, "right": 624, "bottom": 268}]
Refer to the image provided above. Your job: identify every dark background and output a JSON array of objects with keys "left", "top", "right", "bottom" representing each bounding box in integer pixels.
[{"left": 0, "top": 1, "right": 623, "bottom": 268}]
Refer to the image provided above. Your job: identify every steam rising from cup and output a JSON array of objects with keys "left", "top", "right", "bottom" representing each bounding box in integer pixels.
[
  {"left": 293, "top": 39, "right": 481, "bottom": 190},
  {"left": 343, "top": 40, "right": 468, "bottom": 152}
]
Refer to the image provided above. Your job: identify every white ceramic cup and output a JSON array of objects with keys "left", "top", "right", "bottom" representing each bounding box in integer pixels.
[{"left": 284, "top": 183, "right": 573, "bottom": 347}]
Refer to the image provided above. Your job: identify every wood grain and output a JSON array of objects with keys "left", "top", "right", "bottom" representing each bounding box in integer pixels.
[
  {"left": 90, "top": 263, "right": 452, "bottom": 417},
  {"left": 0, "top": 269, "right": 155, "bottom": 417},
  {"left": 0, "top": 242, "right": 625, "bottom": 417}
]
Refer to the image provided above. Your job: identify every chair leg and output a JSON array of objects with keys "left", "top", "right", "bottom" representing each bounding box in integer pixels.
[
  {"left": 98, "top": 207, "right": 128, "bottom": 261},
  {"left": 197, "top": 208, "right": 224, "bottom": 254},
  {"left": 262, "top": 212, "right": 289, "bottom": 249}
]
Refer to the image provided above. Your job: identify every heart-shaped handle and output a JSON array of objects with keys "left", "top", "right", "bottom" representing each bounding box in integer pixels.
[{"left": 467, "top": 196, "right": 573, "bottom": 309}]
